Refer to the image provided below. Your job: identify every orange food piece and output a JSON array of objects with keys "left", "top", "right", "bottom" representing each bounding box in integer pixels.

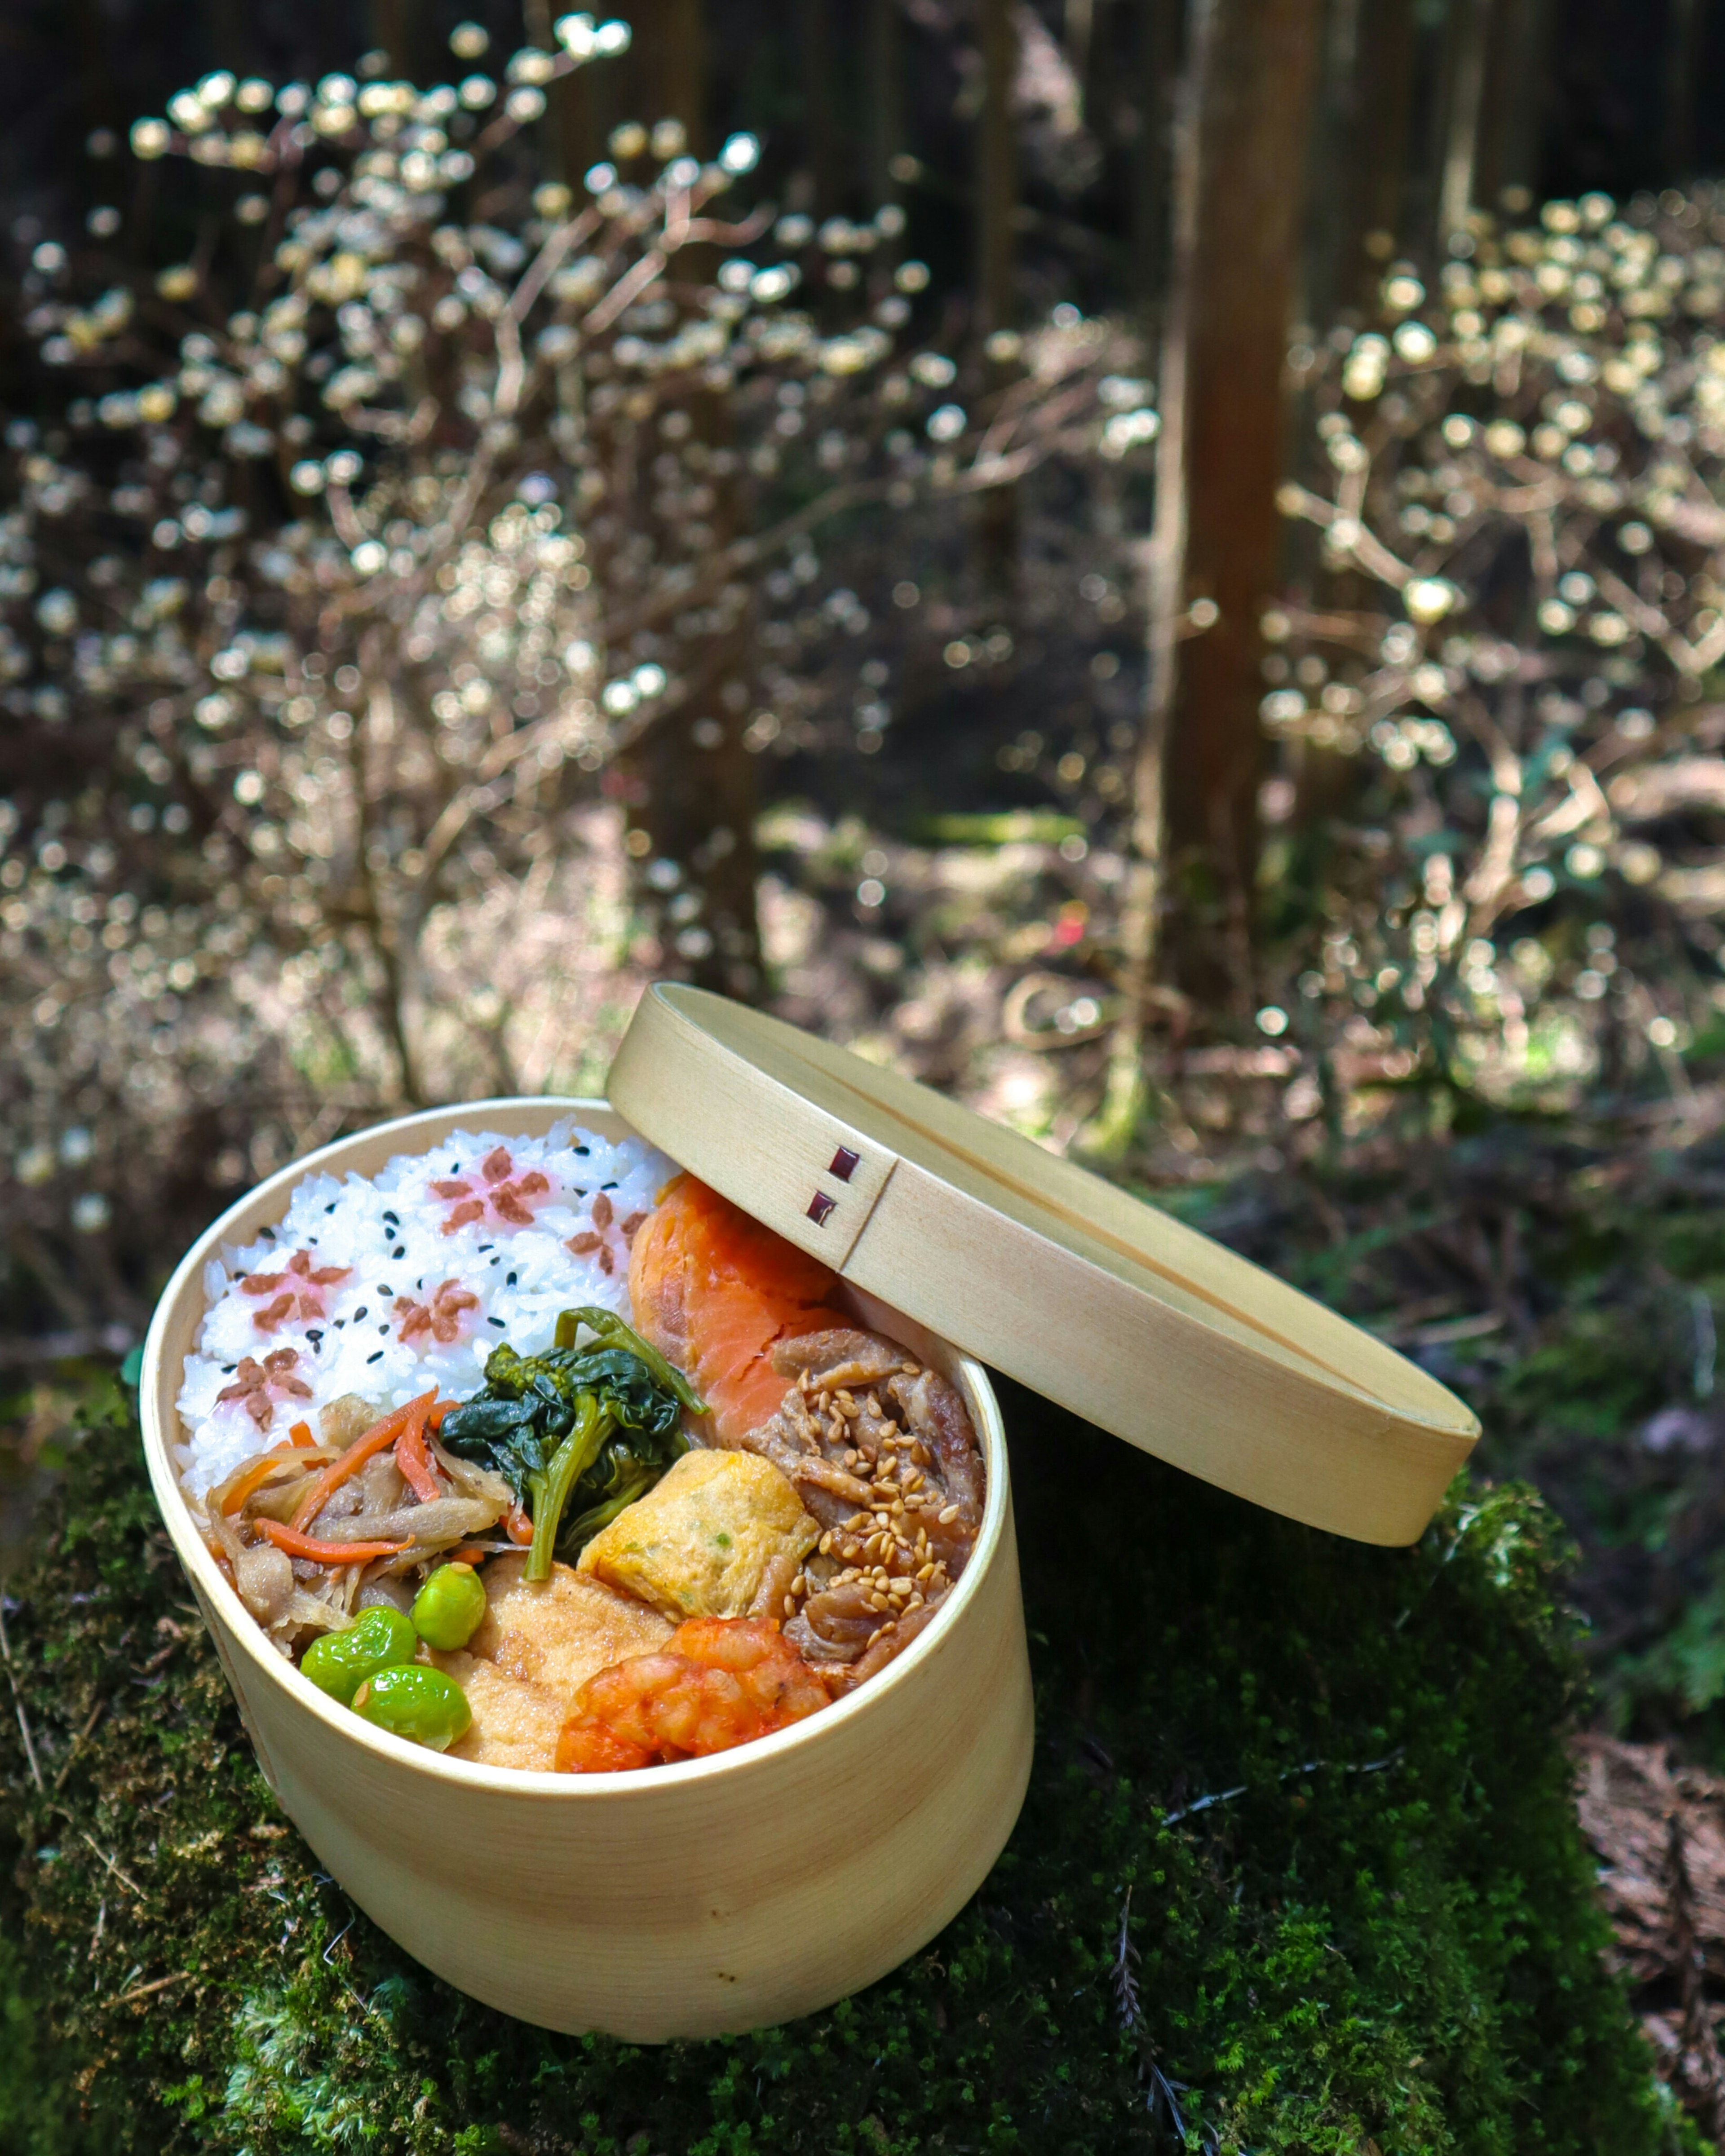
[
  {"left": 254, "top": 1518, "right": 409, "bottom": 1565},
  {"left": 554, "top": 1616, "right": 831, "bottom": 1772},
  {"left": 627, "top": 1174, "right": 848, "bottom": 1443}
]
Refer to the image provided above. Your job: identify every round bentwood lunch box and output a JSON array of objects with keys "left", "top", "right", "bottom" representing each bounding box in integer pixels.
[{"left": 139, "top": 983, "right": 1480, "bottom": 2040}]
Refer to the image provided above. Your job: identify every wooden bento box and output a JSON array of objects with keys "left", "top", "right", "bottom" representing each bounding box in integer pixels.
[
  {"left": 139, "top": 985, "right": 1478, "bottom": 2041},
  {"left": 140, "top": 1095, "right": 1027, "bottom": 2041}
]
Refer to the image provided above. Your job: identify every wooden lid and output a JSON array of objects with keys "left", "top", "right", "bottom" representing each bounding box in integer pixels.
[{"left": 608, "top": 983, "right": 1479, "bottom": 1546}]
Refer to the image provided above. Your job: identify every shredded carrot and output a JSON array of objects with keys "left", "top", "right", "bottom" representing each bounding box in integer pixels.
[
  {"left": 449, "top": 1543, "right": 487, "bottom": 1564},
  {"left": 426, "top": 1399, "right": 453, "bottom": 1432},
  {"left": 218, "top": 1445, "right": 301, "bottom": 1516},
  {"left": 504, "top": 1502, "right": 534, "bottom": 1546},
  {"left": 394, "top": 1412, "right": 442, "bottom": 1505},
  {"left": 288, "top": 1420, "right": 316, "bottom": 1448},
  {"left": 288, "top": 1389, "right": 436, "bottom": 1532},
  {"left": 256, "top": 1518, "right": 410, "bottom": 1565}
]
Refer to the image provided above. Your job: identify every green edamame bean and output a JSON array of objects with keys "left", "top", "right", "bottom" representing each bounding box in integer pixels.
[
  {"left": 352, "top": 1664, "right": 472, "bottom": 1752},
  {"left": 411, "top": 1561, "right": 487, "bottom": 1651},
  {"left": 300, "top": 1605, "right": 416, "bottom": 1705}
]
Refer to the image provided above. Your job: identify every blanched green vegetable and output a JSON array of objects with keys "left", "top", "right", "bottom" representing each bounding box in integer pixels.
[
  {"left": 353, "top": 1664, "right": 472, "bottom": 1750},
  {"left": 300, "top": 1605, "right": 416, "bottom": 1705},
  {"left": 411, "top": 1562, "right": 487, "bottom": 1651},
  {"left": 439, "top": 1307, "right": 701, "bottom": 1582}
]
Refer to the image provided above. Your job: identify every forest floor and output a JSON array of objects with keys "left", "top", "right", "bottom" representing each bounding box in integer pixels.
[{"left": 7, "top": 801, "right": 1725, "bottom": 2138}]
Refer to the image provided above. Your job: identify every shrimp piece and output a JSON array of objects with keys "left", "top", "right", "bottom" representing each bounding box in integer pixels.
[
  {"left": 627, "top": 1175, "right": 850, "bottom": 1444},
  {"left": 553, "top": 1616, "right": 831, "bottom": 1772}
]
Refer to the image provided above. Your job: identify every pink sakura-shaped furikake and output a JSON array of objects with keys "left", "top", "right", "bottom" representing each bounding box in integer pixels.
[
  {"left": 216, "top": 1347, "right": 314, "bottom": 1431},
  {"left": 395, "top": 1279, "right": 481, "bottom": 1347},
  {"left": 566, "top": 1191, "right": 647, "bottom": 1278},
  {"left": 239, "top": 1248, "right": 352, "bottom": 1333},
  {"left": 433, "top": 1146, "right": 551, "bottom": 1234}
]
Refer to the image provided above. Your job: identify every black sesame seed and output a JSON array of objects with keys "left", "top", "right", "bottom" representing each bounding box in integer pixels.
[
  {"left": 221, "top": 1363, "right": 236, "bottom": 1374},
  {"left": 506, "top": 1272, "right": 518, "bottom": 1286},
  {"left": 488, "top": 1317, "right": 506, "bottom": 1329},
  {"left": 477, "top": 1244, "right": 494, "bottom": 1253},
  {"left": 376, "top": 1286, "right": 392, "bottom": 1297},
  {"left": 574, "top": 1145, "right": 590, "bottom": 1157},
  {"left": 307, "top": 1330, "right": 324, "bottom": 1347},
  {"left": 601, "top": 1180, "right": 618, "bottom": 1190},
  {"left": 259, "top": 1225, "right": 277, "bottom": 1240},
  {"left": 392, "top": 1245, "right": 406, "bottom": 1259},
  {"left": 325, "top": 1202, "right": 337, "bottom": 1214},
  {"left": 378, "top": 1322, "right": 389, "bottom": 1334},
  {"left": 352, "top": 1307, "right": 368, "bottom": 1322},
  {"left": 333, "top": 1319, "right": 346, "bottom": 1329},
  {"left": 366, "top": 1350, "right": 384, "bottom": 1364}
]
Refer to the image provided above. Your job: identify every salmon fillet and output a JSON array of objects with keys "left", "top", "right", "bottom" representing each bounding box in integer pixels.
[{"left": 626, "top": 1174, "right": 849, "bottom": 1442}]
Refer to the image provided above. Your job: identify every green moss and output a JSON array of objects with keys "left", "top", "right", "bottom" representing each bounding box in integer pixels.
[{"left": 0, "top": 1382, "right": 1672, "bottom": 2154}]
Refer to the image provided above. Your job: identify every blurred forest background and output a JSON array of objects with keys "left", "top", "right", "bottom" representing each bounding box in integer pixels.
[{"left": 8, "top": 0, "right": 1725, "bottom": 2118}]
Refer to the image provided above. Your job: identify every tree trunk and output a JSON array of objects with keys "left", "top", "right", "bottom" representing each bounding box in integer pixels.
[
  {"left": 1164, "top": 0, "right": 1323, "bottom": 997},
  {"left": 1486, "top": 0, "right": 1553, "bottom": 209},
  {"left": 1666, "top": 0, "right": 1707, "bottom": 179},
  {"left": 1131, "top": 0, "right": 1180, "bottom": 320},
  {"left": 975, "top": 0, "right": 1019, "bottom": 594},
  {"left": 1345, "top": 0, "right": 1415, "bottom": 297},
  {"left": 866, "top": 0, "right": 903, "bottom": 213},
  {"left": 1437, "top": 0, "right": 1493, "bottom": 247},
  {"left": 615, "top": 1, "right": 765, "bottom": 1002},
  {"left": 1092, "top": 0, "right": 1213, "bottom": 1149},
  {"left": 1302, "top": 0, "right": 1363, "bottom": 336},
  {"left": 801, "top": 0, "right": 843, "bottom": 218}
]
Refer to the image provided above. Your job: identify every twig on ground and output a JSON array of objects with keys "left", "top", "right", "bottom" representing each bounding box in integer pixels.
[
  {"left": 1113, "top": 1886, "right": 1143, "bottom": 2032},
  {"left": 0, "top": 1598, "right": 44, "bottom": 1792},
  {"left": 1163, "top": 1748, "right": 1404, "bottom": 1825},
  {"left": 52, "top": 1693, "right": 105, "bottom": 1792},
  {"left": 105, "top": 1970, "right": 189, "bottom": 2010},
  {"left": 80, "top": 1830, "right": 144, "bottom": 1897}
]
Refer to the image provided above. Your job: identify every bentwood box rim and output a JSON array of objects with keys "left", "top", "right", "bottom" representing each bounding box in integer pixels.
[
  {"left": 137, "top": 1094, "right": 1013, "bottom": 1801},
  {"left": 609, "top": 984, "right": 1481, "bottom": 1546}
]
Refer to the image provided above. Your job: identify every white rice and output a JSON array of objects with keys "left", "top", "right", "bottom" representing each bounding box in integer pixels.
[{"left": 173, "top": 1121, "right": 677, "bottom": 1500}]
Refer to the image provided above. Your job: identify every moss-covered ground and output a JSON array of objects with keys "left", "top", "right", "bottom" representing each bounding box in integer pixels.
[{"left": 0, "top": 1379, "right": 1681, "bottom": 2155}]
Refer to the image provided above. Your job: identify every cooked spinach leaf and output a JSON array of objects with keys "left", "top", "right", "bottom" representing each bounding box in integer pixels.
[{"left": 438, "top": 1307, "right": 703, "bottom": 1579}]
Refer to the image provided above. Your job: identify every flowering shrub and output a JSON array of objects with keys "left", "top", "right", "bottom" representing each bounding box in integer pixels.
[
  {"left": 1265, "top": 187, "right": 1725, "bottom": 1112},
  {"left": 0, "top": 24, "right": 1131, "bottom": 1332}
]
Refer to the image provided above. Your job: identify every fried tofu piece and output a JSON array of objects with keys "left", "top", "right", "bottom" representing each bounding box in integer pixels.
[
  {"left": 440, "top": 1653, "right": 571, "bottom": 1774},
  {"left": 471, "top": 1554, "right": 673, "bottom": 1692},
  {"left": 577, "top": 1448, "right": 819, "bottom": 1622},
  {"left": 435, "top": 1556, "right": 674, "bottom": 1772}
]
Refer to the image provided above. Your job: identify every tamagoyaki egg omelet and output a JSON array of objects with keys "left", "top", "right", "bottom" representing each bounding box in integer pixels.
[{"left": 578, "top": 1448, "right": 819, "bottom": 1622}]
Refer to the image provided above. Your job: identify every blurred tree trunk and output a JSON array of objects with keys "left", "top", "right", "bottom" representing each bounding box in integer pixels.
[
  {"left": 1303, "top": 0, "right": 1363, "bottom": 334},
  {"left": 1667, "top": 0, "right": 1707, "bottom": 177},
  {"left": 976, "top": 0, "right": 1019, "bottom": 594},
  {"left": 613, "top": 0, "right": 765, "bottom": 1002},
  {"left": 866, "top": 0, "right": 903, "bottom": 212},
  {"left": 1305, "top": 0, "right": 1416, "bottom": 323},
  {"left": 1163, "top": 0, "right": 1323, "bottom": 995},
  {"left": 1131, "top": 0, "right": 1180, "bottom": 320},
  {"left": 1092, "top": 0, "right": 1213, "bottom": 1150},
  {"left": 370, "top": 0, "right": 410, "bottom": 75},
  {"left": 1437, "top": 0, "right": 1492, "bottom": 246},
  {"left": 801, "top": 0, "right": 842, "bottom": 219},
  {"left": 1347, "top": 0, "right": 1415, "bottom": 292},
  {"left": 619, "top": 0, "right": 703, "bottom": 142},
  {"left": 1476, "top": 0, "right": 1550, "bottom": 212}
]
